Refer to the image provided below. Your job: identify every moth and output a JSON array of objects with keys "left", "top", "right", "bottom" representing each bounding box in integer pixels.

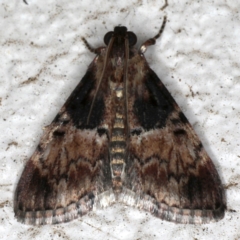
[{"left": 14, "top": 16, "right": 225, "bottom": 225}]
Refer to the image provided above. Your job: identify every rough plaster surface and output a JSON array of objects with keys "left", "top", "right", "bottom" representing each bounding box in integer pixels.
[{"left": 0, "top": 0, "right": 239, "bottom": 239}]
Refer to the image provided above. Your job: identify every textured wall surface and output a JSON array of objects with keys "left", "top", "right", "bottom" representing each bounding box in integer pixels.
[{"left": 0, "top": 0, "right": 239, "bottom": 239}]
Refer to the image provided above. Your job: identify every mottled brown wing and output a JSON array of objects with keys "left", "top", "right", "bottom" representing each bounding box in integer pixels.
[
  {"left": 14, "top": 60, "right": 113, "bottom": 225},
  {"left": 125, "top": 68, "right": 225, "bottom": 224}
]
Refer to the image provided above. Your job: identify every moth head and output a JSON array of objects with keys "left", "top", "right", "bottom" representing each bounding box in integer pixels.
[{"left": 104, "top": 26, "right": 137, "bottom": 47}]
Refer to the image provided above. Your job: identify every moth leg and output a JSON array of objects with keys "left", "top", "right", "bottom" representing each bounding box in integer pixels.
[
  {"left": 82, "top": 37, "right": 104, "bottom": 54},
  {"left": 139, "top": 16, "right": 167, "bottom": 54}
]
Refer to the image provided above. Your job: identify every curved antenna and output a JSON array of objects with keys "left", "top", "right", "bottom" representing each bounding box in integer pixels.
[{"left": 139, "top": 16, "right": 167, "bottom": 54}]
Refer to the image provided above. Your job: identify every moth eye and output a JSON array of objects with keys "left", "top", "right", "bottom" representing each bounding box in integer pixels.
[
  {"left": 104, "top": 31, "right": 114, "bottom": 45},
  {"left": 127, "top": 32, "right": 137, "bottom": 46}
]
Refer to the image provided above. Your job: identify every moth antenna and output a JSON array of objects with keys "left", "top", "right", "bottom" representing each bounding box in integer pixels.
[
  {"left": 139, "top": 16, "right": 167, "bottom": 54},
  {"left": 86, "top": 36, "right": 115, "bottom": 124},
  {"left": 160, "top": 0, "right": 168, "bottom": 10},
  {"left": 82, "top": 37, "right": 103, "bottom": 54}
]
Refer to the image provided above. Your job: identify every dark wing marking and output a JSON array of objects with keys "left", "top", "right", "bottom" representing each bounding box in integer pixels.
[
  {"left": 125, "top": 67, "right": 225, "bottom": 224},
  {"left": 14, "top": 59, "right": 113, "bottom": 225}
]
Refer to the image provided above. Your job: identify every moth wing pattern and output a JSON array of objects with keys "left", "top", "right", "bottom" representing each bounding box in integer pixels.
[
  {"left": 14, "top": 17, "right": 225, "bottom": 226},
  {"left": 123, "top": 66, "right": 225, "bottom": 224},
  {"left": 14, "top": 63, "right": 113, "bottom": 225}
]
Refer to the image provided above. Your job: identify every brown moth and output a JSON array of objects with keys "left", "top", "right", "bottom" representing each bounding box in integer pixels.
[{"left": 14, "top": 17, "right": 225, "bottom": 225}]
